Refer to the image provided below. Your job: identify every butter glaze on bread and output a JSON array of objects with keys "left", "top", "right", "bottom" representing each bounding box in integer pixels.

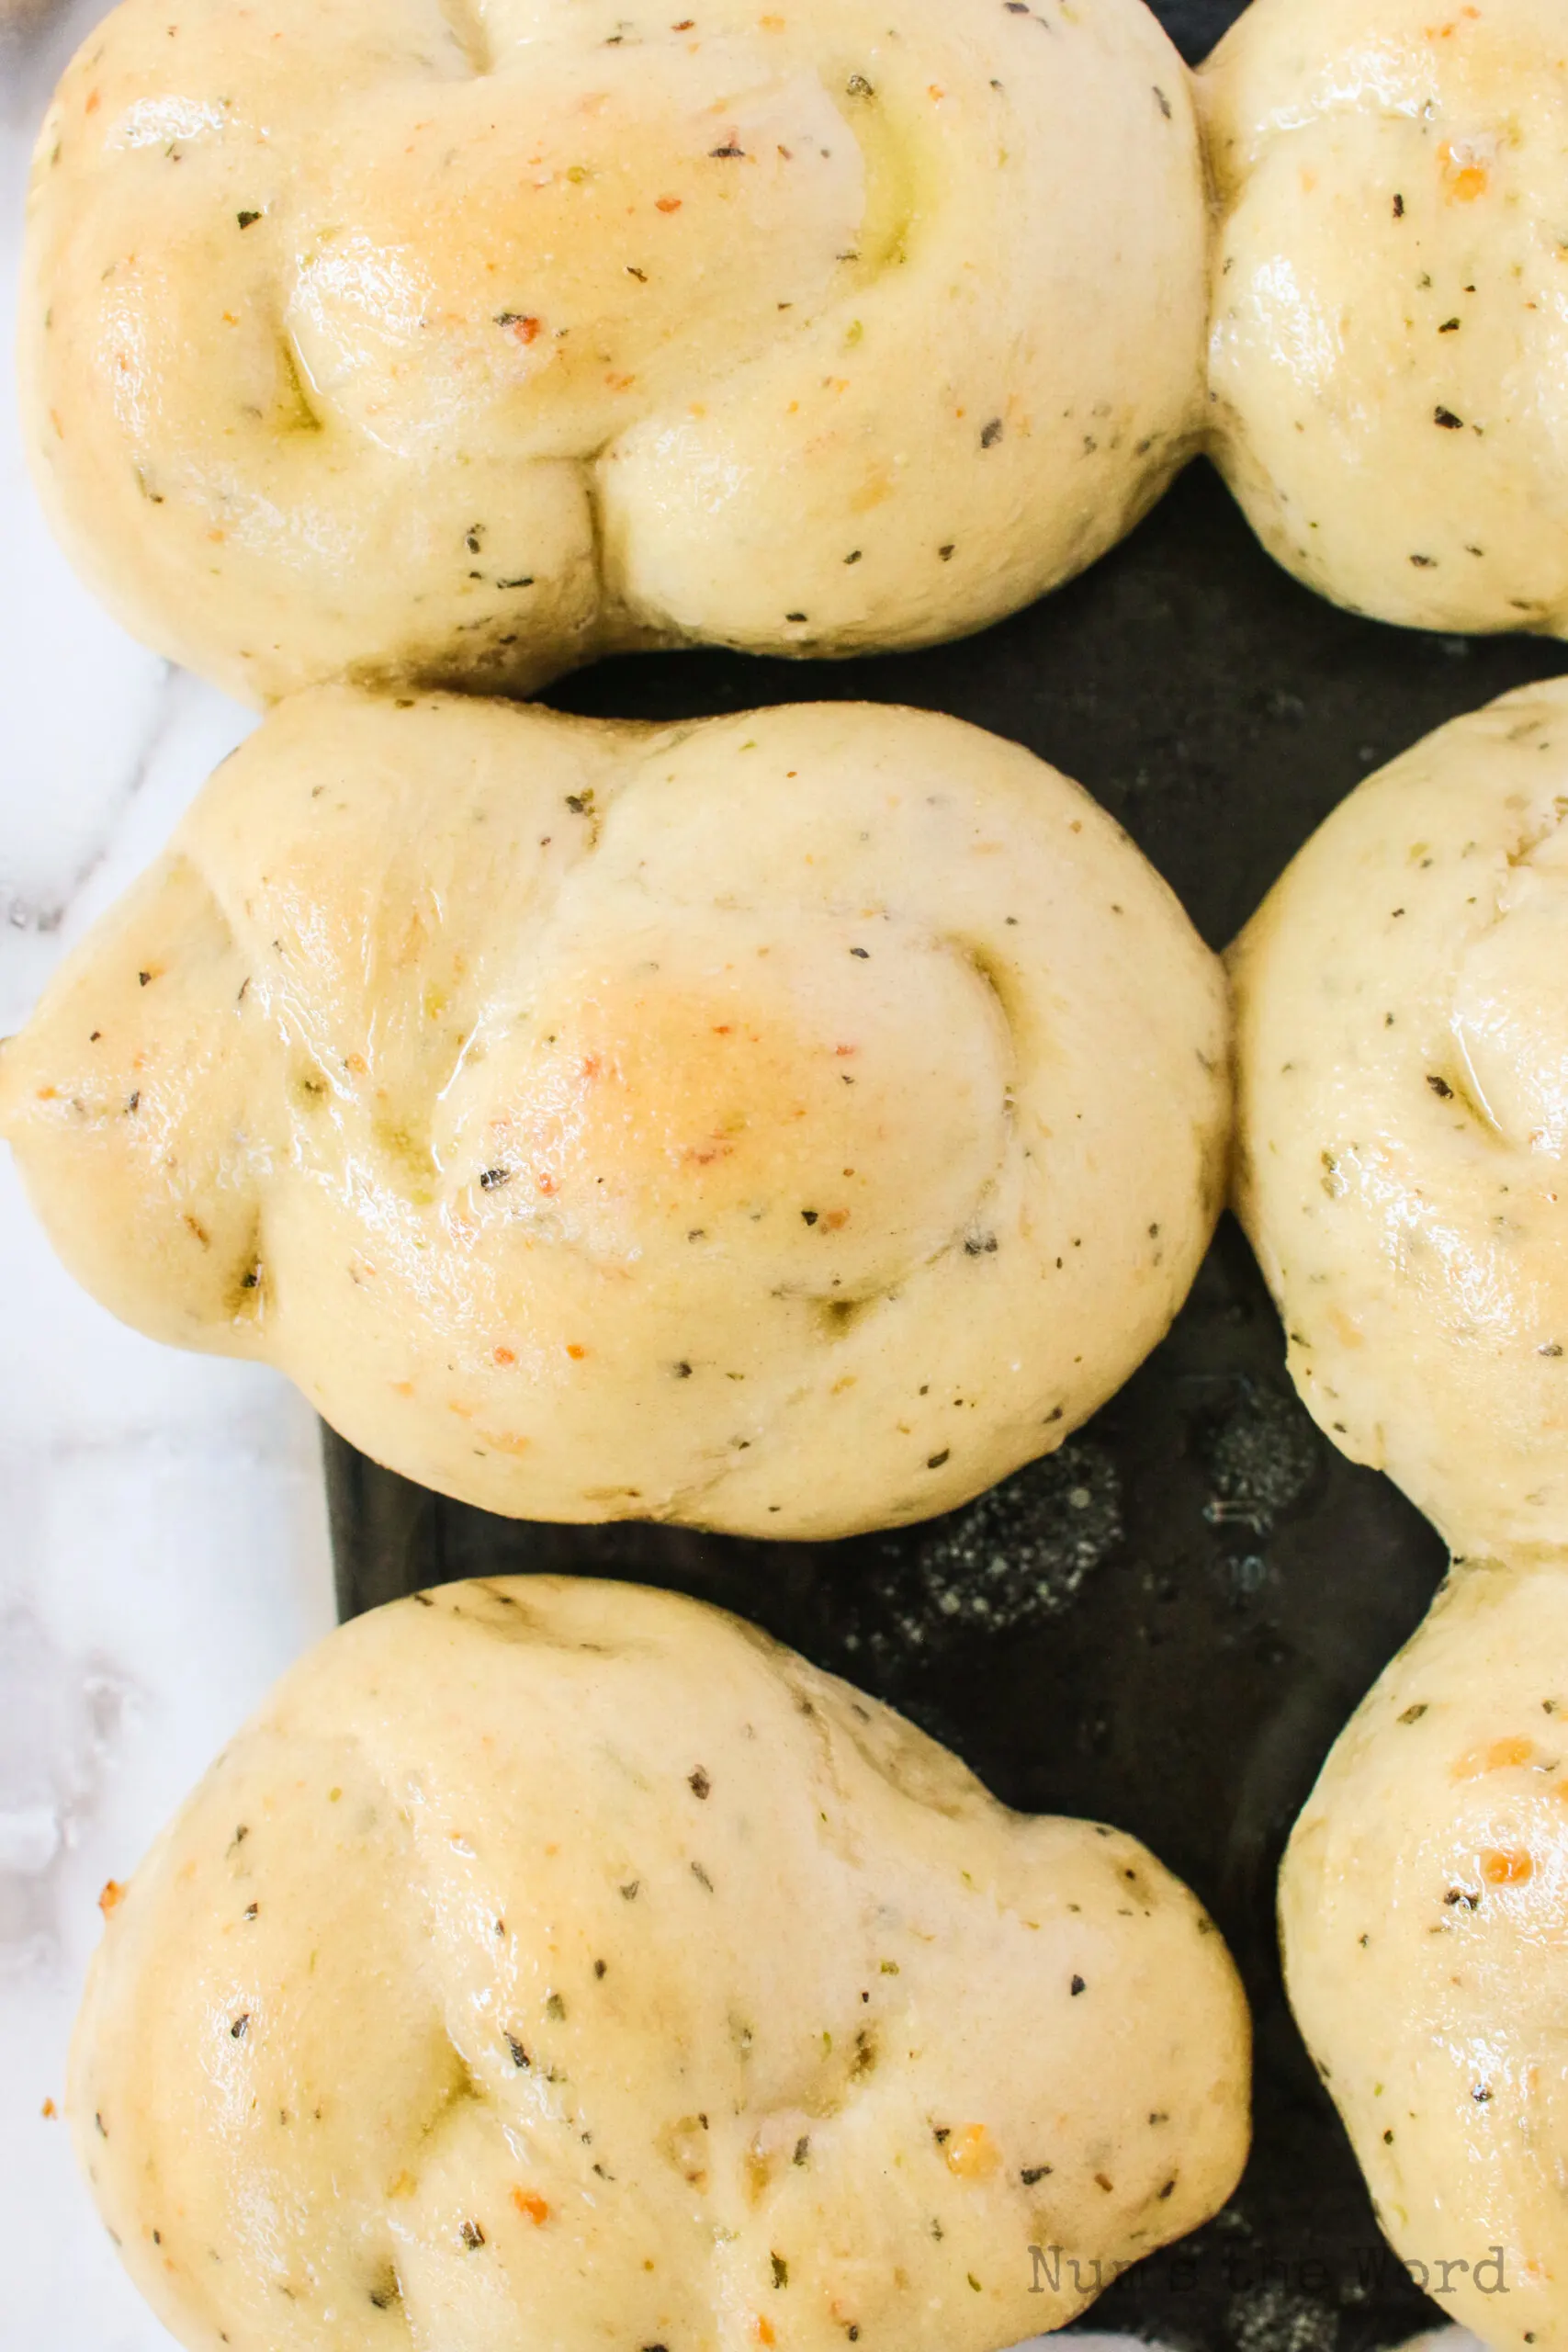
[
  {"left": 73, "top": 1577, "right": 1252, "bottom": 2352},
  {"left": 23, "top": 0, "right": 1206, "bottom": 700},
  {"left": 0, "top": 688, "right": 1229, "bottom": 1538}
]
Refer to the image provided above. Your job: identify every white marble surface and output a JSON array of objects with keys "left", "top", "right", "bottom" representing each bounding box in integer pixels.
[{"left": 0, "top": 10, "right": 1485, "bottom": 2352}]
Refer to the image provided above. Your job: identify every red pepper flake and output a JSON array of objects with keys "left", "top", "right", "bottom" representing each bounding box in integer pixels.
[
  {"left": 1454, "top": 1736, "right": 1534, "bottom": 1779},
  {"left": 1440, "top": 144, "right": 1489, "bottom": 202},
  {"left": 512, "top": 2188, "right": 550, "bottom": 2224},
  {"left": 495, "top": 312, "right": 542, "bottom": 344},
  {"left": 98, "top": 1880, "right": 126, "bottom": 1916},
  {"left": 494, "top": 1345, "right": 517, "bottom": 1367},
  {"left": 566, "top": 1344, "right": 587, "bottom": 1361},
  {"left": 756, "top": 2324, "right": 776, "bottom": 2346},
  {"left": 656, "top": 196, "right": 683, "bottom": 213},
  {"left": 945, "top": 2123, "right": 998, "bottom": 2178}
]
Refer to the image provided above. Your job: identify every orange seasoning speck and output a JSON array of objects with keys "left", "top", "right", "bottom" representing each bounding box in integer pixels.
[
  {"left": 566, "top": 1344, "right": 587, "bottom": 1361},
  {"left": 945, "top": 2123, "right": 1000, "bottom": 2179},
  {"left": 756, "top": 2324, "right": 776, "bottom": 2348},
  {"left": 98, "top": 1880, "right": 126, "bottom": 1917},
  {"left": 85, "top": 88, "right": 100, "bottom": 112},
  {"left": 494, "top": 1346, "right": 517, "bottom": 1368},
  {"left": 40, "top": 2098, "right": 57, "bottom": 2120},
  {"left": 1482, "top": 1849, "right": 1534, "bottom": 1887},
  {"left": 1454, "top": 1736, "right": 1535, "bottom": 1780},
  {"left": 1439, "top": 142, "right": 1490, "bottom": 200},
  {"left": 656, "top": 196, "right": 683, "bottom": 213},
  {"left": 512, "top": 2188, "right": 551, "bottom": 2224}
]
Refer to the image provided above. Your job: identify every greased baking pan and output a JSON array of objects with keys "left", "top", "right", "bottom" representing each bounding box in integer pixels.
[{"left": 327, "top": 7, "right": 1566, "bottom": 2344}]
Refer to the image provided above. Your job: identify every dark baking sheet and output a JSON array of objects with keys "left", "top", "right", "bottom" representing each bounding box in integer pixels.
[{"left": 327, "top": 8, "right": 1566, "bottom": 2343}]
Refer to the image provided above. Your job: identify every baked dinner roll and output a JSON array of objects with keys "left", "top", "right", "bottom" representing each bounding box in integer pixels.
[
  {"left": 1232, "top": 678, "right": 1568, "bottom": 1559},
  {"left": 22, "top": 0, "right": 1206, "bottom": 705},
  {"left": 1280, "top": 1555, "right": 1568, "bottom": 2351},
  {"left": 0, "top": 688, "right": 1229, "bottom": 1539},
  {"left": 1202, "top": 0, "right": 1568, "bottom": 637},
  {"left": 73, "top": 1576, "right": 1253, "bottom": 2352}
]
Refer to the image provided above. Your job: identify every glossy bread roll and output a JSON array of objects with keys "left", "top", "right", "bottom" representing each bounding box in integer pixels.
[
  {"left": 1202, "top": 0, "right": 1568, "bottom": 638},
  {"left": 0, "top": 688, "right": 1230, "bottom": 1540},
  {"left": 1232, "top": 679, "right": 1568, "bottom": 1558},
  {"left": 22, "top": 0, "right": 1206, "bottom": 703},
  {"left": 1281, "top": 1557, "right": 1568, "bottom": 2351},
  {"left": 73, "top": 1577, "right": 1252, "bottom": 2352}
]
